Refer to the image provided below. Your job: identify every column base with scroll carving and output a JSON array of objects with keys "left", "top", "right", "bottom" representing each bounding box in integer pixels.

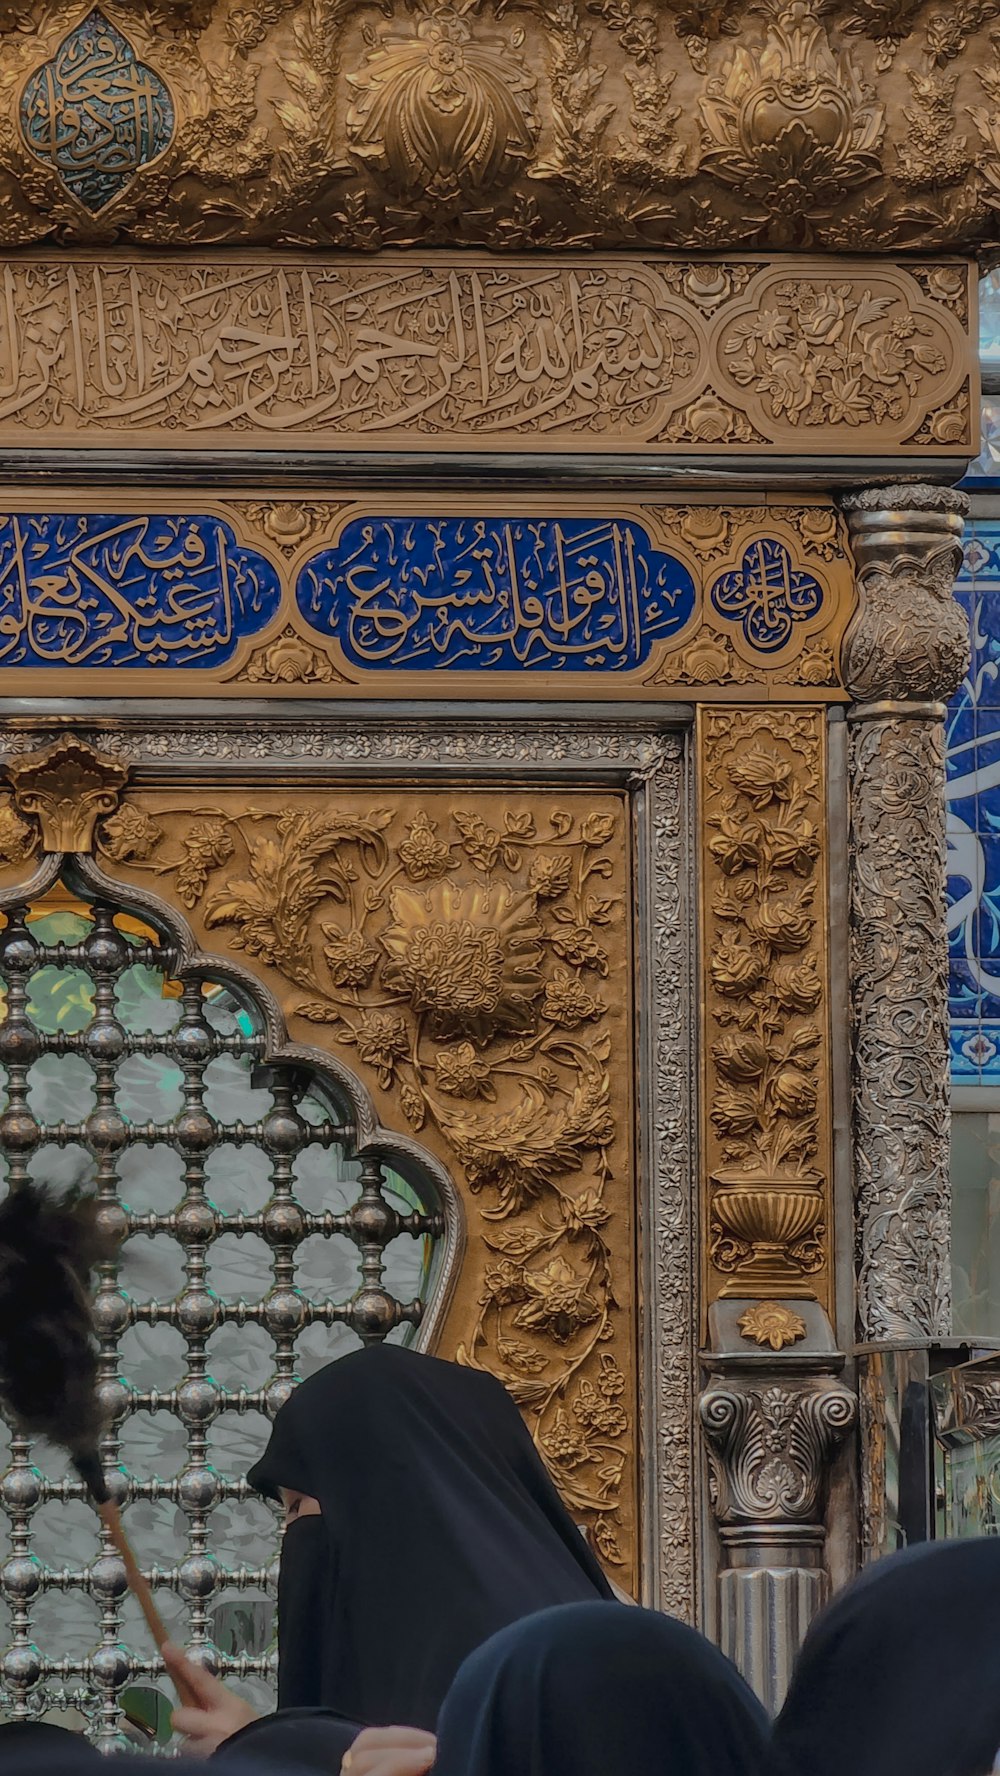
[{"left": 700, "top": 1301, "right": 855, "bottom": 1713}]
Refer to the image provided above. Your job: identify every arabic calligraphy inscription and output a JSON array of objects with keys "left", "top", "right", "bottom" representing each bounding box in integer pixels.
[
  {"left": 19, "top": 11, "right": 173, "bottom": 213},
  {"left": 710, "top": 540, "right": 825, "bottom": 654},
  {"left": 0, "top": 501, "right": 852, "bottom": 693},
  {"left": 0, "top": 257, "right": 969, "bottom": 455},
  {"left": 297, "top": 517, "right": 698, "bottom": 672},
  {"left": 0, "top": 514, "right": 280, "bottom": 669}
]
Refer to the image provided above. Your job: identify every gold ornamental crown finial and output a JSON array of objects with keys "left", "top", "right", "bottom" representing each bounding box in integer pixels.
[{"left": 6, "top": 737, "right": 129, "bottom": 854}]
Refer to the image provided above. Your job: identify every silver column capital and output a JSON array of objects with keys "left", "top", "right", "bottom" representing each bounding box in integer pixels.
[{"left": 841, "top": 484, "right": 969, "bottom": 707}]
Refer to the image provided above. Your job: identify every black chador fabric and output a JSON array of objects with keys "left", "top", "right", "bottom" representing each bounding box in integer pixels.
[
  {"left": 433, "top": 1601, "right": 770, "bottom": 1776},
  {"left": 275, "top": 1517, "right": 332, "bottom": 1709},
  {"left": 0, "top": 1723, "right": 99, "bottom": 1764},
  {"left": 215, "top": 1710, "right": 363, "bottom": 1771},
  {"left": 247, "top": 1343, "right": 613, "bottom": 1729},
  {"left": 770, "top": 1538, "right": 1000, "bottom": 1776},
  {"left": 1, "top": 1757, "right": 270, "bottom": 1776}
]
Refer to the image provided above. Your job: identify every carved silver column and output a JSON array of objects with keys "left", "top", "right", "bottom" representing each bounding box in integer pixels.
[
  {"left": 842, "top": 485, "right": 969, "bottom": 1343},
  {"left": 701, "top": 1305, "right": 855, "bottom": 1712}
]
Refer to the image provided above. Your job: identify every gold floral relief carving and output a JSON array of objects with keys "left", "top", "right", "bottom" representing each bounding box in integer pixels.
[
  {"left": 698, "top": 708, "right": 832, "bottom": 1311},
  {"left": 346, "top": 0, "right": 538, "bottom": 201},
  {"left": 0, "top": 0, "right": 997, "bottom": 251},
  {"left": 240, "top": 627, "right": 350, "bottom": 684},
  {"left": 699, "top": 5, "right": 885, "bottom": 241},
  {"left": 715, "top": 272, "right": 968, "bottom": 446},
  {"left": 0, "top": 253, "right": 968, "bottom": 454},
  {"left": 93, "top": 786, "right": 637, "bottom": 1576}
]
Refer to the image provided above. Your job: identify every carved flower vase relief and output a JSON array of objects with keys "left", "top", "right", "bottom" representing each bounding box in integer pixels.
[
  {"left": 701, "top": 710, "right": 831, "bottom": 1304},
  {"left": 96, "top": 789, "right": 634, "bottom": 1565}
]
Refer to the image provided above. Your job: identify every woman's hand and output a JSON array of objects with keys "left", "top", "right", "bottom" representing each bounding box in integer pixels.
[
  {"left": 343, "top": 1725, "right": 437, "bottom": 1776},
  {"left": 163, "top": 1642, "right": 259, "bottom": 1757}
]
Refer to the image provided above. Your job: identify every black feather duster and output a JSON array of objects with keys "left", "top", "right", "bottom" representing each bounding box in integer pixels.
[
  {"left": 0, "top": 1182, "right": 199, "bottom": 1699},
  {"left": 0, "top": 1181, "right": 114, "bottom": 1498}
]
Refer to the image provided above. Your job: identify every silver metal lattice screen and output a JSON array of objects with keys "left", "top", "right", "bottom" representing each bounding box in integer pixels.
[{"left": 0, "top": 887, "right": 445, "bottom": 1747}]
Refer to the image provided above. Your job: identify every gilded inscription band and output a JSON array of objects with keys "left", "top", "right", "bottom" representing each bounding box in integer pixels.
[{"left": 0, "top": 256, "right": 973, "bottom": 458}]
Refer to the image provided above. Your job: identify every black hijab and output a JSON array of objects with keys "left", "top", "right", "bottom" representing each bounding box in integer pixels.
[
  {"left": 433, "top": 1600, "right": 770, "bottom": 1776},
  {"left": 771, "top": 1538, "right": 1000, "bottom": 1776},
  {"left": 214, "top": 1710, "right": 362, "bottom": 1771},
  {"left": 0, "top": 1757, "right": 270, "bottom": 1776},
  {"left": 247, "top": 1344, "right": 613, "bottom": 1729},
  {"left": 0, "top": 1723, "right": 98, "bottom": 1763}
]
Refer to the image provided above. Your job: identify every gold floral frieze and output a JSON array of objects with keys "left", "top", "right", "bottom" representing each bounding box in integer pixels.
[
  {"left": 0, "top": 493, "right": 855, "bottom": 702},
  {"left": 0, "top": 0, "right": 997, "bottom": 255},
  {"left": 83, "top": 784, "right": 639, "bottom": 1579},
  {"left": 0, "top": 255, "right": 972, "bottom": 456},
  {"left": 699, "top": 707, "right": 833, "bottom": 1313}
]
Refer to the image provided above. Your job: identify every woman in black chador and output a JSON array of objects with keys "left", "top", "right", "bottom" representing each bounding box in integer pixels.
[
  {"left": 431, "top": 1600, "right": 770, "bottom": 1776},
  {"left": 769, "top": 1537, "right": 1000, "bottom": 1776},
  {"left": 169, "top": 1343, "right": 614, "bottom": 1758}
]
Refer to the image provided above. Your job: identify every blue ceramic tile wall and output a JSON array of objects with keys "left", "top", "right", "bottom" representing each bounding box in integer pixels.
[{"left": 947, "top": 519, "right": 1000, "bottom": 1081}]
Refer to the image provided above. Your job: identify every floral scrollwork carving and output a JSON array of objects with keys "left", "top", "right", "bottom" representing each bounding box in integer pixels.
[
  {"left": 346, "top": 0, "right": 538, "bottom": 203},
  {"left": 700, "top": 709, "right": 832, "bottom": 1305},
  {"left": 700, "top": 1377, "right": 856, "bottom": 1526},
  {"left": 100, "top": 789, "right": 634, "bottom": 1565},
  {"left": 720, "top": 281, "right": 951, "bottom": 432}
]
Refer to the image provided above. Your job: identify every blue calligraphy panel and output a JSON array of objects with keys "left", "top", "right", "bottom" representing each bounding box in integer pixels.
[
  {"left": 947, "top": 521, "right": 1000, "bottom": 1082},
  {"left": 709, "top": 539, "right": 824, "bottom": 652},
  {"left": 20, "top": 10, "right": 173, "bottom": 213},
  {"left": 0, "top": 514, "right": 280, "bottom": 669},
  {"left": 295, "top": 517, "right": 697, "bottom": 672}
]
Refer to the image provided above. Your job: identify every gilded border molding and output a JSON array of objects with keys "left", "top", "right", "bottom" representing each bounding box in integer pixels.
[
  {"left": 698, "top": 706, "right": 833, "bottom": 1315},
  {"left": 0, "top": 716, "right": 695, "bottom": 1617},
  {"left": 0, "top": 255, "right": 972, "bottom": 457}
]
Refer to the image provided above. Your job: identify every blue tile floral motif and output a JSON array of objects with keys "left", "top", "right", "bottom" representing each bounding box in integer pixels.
[
  {"left": 0, "top": 514, "right": 280, "bottom": 669},
  {"left": 20, "top": 10, "right": 173, "bottom": 213},
  {"left": 947, "top": 521, "right": 1000, "bottom": 1081},
  {"left": 296, "top": 516, "right": 697, "bottom": 672},
  {"left": 709, "top": 538, "right": 824, "bottom": 652}
]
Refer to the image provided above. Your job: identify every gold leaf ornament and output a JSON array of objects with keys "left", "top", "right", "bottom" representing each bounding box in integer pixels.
[
  {"left": 737, "top": 1301, "right": 807, "bottom": 1350},
  {"left": 699, "top": 3, "right": 885, "bottom": 234},
  {"left": 110, "top": 788, "right": 632, "bottom": 1564}
]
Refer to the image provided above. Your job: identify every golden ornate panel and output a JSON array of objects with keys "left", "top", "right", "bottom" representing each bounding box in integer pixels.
[
  {"left": 698, "top": 707, "right": 833, "bottom": 1320},
  {"left": 0, "top": 1, "right": 995, "bottom": 257},
  {"left": 0, "top": 492, "right": 854, "bottom": 701},
  {"left": 61, "top": 779, "right": 640, "bottom": 1582},
  {"left": 0, "top": 255, "right": 972, "bottom": 456}
]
